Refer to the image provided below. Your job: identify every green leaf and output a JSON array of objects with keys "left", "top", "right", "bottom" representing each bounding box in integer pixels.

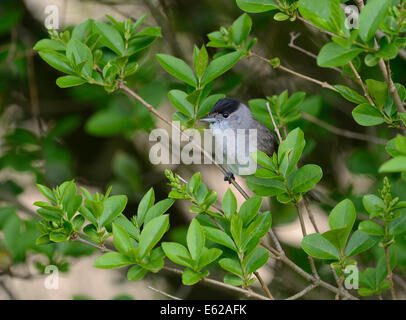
[
  {"left": 359, "top": 220, "right": 385, "bottom": 237},
  {"left": 236, "top": 0, "right": 278, "bottom": 13},
  {"left": 156, "top": 54, "right": 197, "bottom": 87},
  {"left": 66, "top": 38, "right": 93, "bottom": 78},
  {"left": 127, "top": 265, "right": 148, "bottom": 281},
  {"left": 334, "top": 85, "right": 368, "bottom": 104},
  {"left": 201, "top": 50, "right": 244, "bottom": 86},
  {"left": 38, "top": 51, "right": 73, "bottom": 74},
  {"left": 100, "top": 195, "right": 127, "bottom": 227},
  {"left": 94, "top": 21, "right": 125, "bottom": 56},
  {"left": 219, "top": 257, "right": 243, "bottom": 276},
  {"left": 301, "top": 233, "right": 340, "bottom": 260},
  {"left": 379, "top": 156, "right": 406, "bottom": 172},
  {"left": 162, "top": 242, "right": 193, "bottom": 268},
  {"left": 143, "top": 198, "right": 174, "bottom": 226},
  {"left": 230, "top": 214, "right": 243, "bottom": 247},
  {"left": 329, "top": 199, "right": 356, "bottom": 236},
  {"left": 222, "top": 189, "right": 237, "bottom": 219},
  {"left": 299, "top": 0, "right": 348, "bottom": 36},
  {"left": 317, "top": 42, "right": 362, "bottom": 67},
  {"left": 198, "top": 248, "right": 222, "bottom": 269},
  {"left": 322, "top": 228, "right": 349, "bottom": 252},
  {"left": 182, "top": 268, "right": 208, "bottom": 285},
  {"left": 113, "top": 223, "right": 133, "bottom": 254},
  {"left": 352, "top": 103, "right": 384, "bottom": 126},
  {"left": 194, "top": 45, "right": 208, "bottom": 80},
  {"left": 49, "top": 232, "right": 69, "bottom": 242},
  {"left": 251, "top": 151, "right": 276, "bottom": 171},
  {"left": 344, "top": 230, "right": 378, "bottom": 257},
  {"left": 291, "top": 164, "right": 323, "bottom": 194},
  {"left": 137, "top": 188, "right": 155, "bottom": 226},
  {"left": 56, "top": 75, "right": 86, "bottom": 88},
  {"left": 168, "top": 90, "right": 194, "bottom": 118},
  {"left": 362, "top": 194, "right": 385, "bottom": 218},
  {"left": 197, "top": 94, "right": 225, "bottom": 118},
  {"left": 230, "top": 14, "right": 252, "bottom": 45},
  {"left": 274, "top": 12, "right": 290, "bottom": 21},
  {"left": 202, "top": 226, "right": 237, "bottom": 251},
  {"left": 389, "top": 212, "right": 406, "bottom": 235},
  {"left": 138, "top": 215, "right": 169, "bottom": 259},
  {"left": 93, "top": 252, "right": 132, "bottom": 269},
  {"left": 34, "top": 39, "right": 65, "bottom": 51},
  {"left": 358, "top": 0, "right": 391, "bottom": 42},
  {"left": 246, "top": 247, "right": 269, "bottom": 274},
  {"left": 71, "top": 19, "right": 94, "bottom": 42},
  {"left": 239, "top": 196, "right": 262, "bottom": 226},
  {"left": 36, "top": 184, "right": 56, "bottom": 204},
  {"left": 114, "top": 214, "right": 140, "bottom": 241},
  {"left": 278, "top": 128, "right": 305, "bottom": 177},
  {"left": 246, "top": 176, "right": 286, "bottom": 197},
  {"left": 366, "top": 79, "right": 387, "bottom": 109},
  {"left": 72, "top": 214, "right": 85, "bottom": 231},
  {"left": 223, "top": 274, "right": 244, "bottom": 286},
  {"left": 187, "top": 219, "right": 205, "bottom": 261}
]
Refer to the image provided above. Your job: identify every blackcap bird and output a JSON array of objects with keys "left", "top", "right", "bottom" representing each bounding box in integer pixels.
[{"left": 200, "top": 97, "right": 278, "bottom": 183}]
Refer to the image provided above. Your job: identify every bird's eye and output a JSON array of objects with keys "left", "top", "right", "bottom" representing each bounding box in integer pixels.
[{"left": 223, "top": 113, "right": 229, "bottom": 118}]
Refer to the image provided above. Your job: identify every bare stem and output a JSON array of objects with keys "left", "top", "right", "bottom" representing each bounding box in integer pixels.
[
  {"left": 285, "top": 284, "right": 317, "bottom": 300},
  {"left": 385, "top": 246, "right": 397, "bottom": 300},
  {"left": 254, "top": 271, "right": 274, "bottom": 300},
  {"left": 249, "top": 52, "right": 338, "bottom": 92},
  {"left": 301, "top": 112, "right": 387, "bottom": 145},
  {"left": 266, "top": 102, "right": 283, "bottom": 143}
]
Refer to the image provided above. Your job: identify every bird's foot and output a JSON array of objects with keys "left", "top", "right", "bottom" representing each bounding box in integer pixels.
[{"left": 224, "top": 172, "right": 235, "bottom": 184}]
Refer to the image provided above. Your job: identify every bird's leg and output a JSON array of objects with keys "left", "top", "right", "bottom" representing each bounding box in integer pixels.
[{"left": 224, "top": 171, "right": 235, "bottom": 184}]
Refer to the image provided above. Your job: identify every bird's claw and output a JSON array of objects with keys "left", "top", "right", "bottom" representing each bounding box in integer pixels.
[{"left": 224, "top": 172, "right": 235, "bottom": 184}]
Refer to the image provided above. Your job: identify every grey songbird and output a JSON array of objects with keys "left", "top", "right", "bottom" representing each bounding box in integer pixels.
[{"left": 200, "top": 98, "right": 278, "bottom": 183}]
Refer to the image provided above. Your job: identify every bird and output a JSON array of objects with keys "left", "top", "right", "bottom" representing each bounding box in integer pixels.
[{"left": 200, "top": 97, "right": 278, "bottom": 183}]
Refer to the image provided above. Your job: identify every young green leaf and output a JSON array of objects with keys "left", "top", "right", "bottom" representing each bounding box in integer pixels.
[
  {"left": 236, "top": 0, "right": 278, "bottom": 13},
  {"left": 317, "top": 42, "right": 362, "bottom": 67},
  {"left": 156, "top": 54, "right": 197, "bottom": 87},
  {"left": 219, "top": 257, "right": 244, "bottom": 276},
  {"left": 66, "top": 38, "right": 93, "bottom": 78},
  {"left": 201, "top": 50, "right": 244, "bottom": 86},
  {"left": 137, "top": 188, "right": 155, "bottom": 226},
  {"left": 194, "top": 45, "right": 208, "bottom": 81},
  {"left": 182, "top": 268, "right": 208, "bottom": 285},
  {"left": 239, "top": 196, "right": 262, "bottom": 226},
  {"left": 291, "top": 164, "right": 323, "bottom": 194},
  {"left": 358, "top": 220, "right": 385, "bottom": 237},
  {"left": 198, "top": 248, "right": 222, "bottom": 269},
  {"left": 34, "top": 39, "right": 66, "bottom": 51},
  {"left": 352, "top": 103, "right": 384, "bottom": 126},
  {"left": 99, "top": 195, "right": 128, "bottom": 227},
  {"left": 162, "top": 242, "right": 193, "bottom": 268},
  {"left": 379, "top": 156, "right": 406, "bottom": 173},
  {"left": 56, "top": 75, "right": 87, "bottom": 88},
  {"left": 138, "top": 214, "right": 169, "bottom": 259},
  {"left": 38, "top": 51, "right": 73, "bottom": 74},
  {"left": 334, "top": 85, "right": 368, "bottom": 104},
  {"left": 127, "top": 265, "right": 148, "bottom": 281},
  {"left": 143, "top": 198, "right": 174, "bottom": 226},
  {"left": 202, "top": 226, "right": 237, "bottom": 251},
  {"left": 94, "top": 21, "right": 125, "bottom": 56},
  {"left": 230, "top": 13, "right": 252, "bottom": 45},
  {"left": 245, "top": 247, "right": 269, "bottom": 274},
  {"left": 222, "top": 189, "right": 237, "bottom": 219},
  {"left": 93, "top": 252, "right": 132, "bottom": 269},
  {"left": 187, "top": 219, "right": 205, "bottom": 261},
  {"left": 168, "top": 90, "right": 195, "bottom": 118},
  {"left": 358, "top": 0, "right": 391, "bottom": 42},
  {"left": 113, "top": 223, "right": 133, "bottom": 254},
  {"left": 301, "top": 233, "right": 340, "bottom": 260},
  {"left": 344, "top": 230, "right": 378, "bottom": 258}
]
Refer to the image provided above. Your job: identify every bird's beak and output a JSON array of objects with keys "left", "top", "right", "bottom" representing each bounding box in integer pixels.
[{"left": 199, "top": 116, "right": 216, "bottom": 123}]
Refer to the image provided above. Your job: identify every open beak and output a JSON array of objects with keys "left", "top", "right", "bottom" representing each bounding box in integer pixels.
[{"left": 199, "top": 115, "right": 216, "bottom": 123}]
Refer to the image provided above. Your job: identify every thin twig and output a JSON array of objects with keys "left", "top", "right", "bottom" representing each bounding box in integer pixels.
[
  {"left": 147, "top": 285, "right": 182, "bottom": 300},
  {"left": 335, "top": 275, "right": 344, "bottom": 300},
  {"left": 266, "top": 102, "right": 283, "bottom": 143},
  {"left": 385, "top": 246, "right": 397, "bottom": 300},
  {"left": 348, "top": 62, "right": 375, "bottom": 106},
  {"left": 301, "top": 112, "right": 387, "bottom": 145},
  {"left": 285, "top": 284, "right": 317, "bottom": 300},
  {"left": 249, "top": 52, "right": 338, "bottom": 92},
  {"left": 254, "top": 271, "right": 274, "bottom": 300},
  {"left": 162, "top": 266, "right": 270, "bottom": 300},
  {"left": 288, "top": 32, "right": 342, "bottom": 73}
]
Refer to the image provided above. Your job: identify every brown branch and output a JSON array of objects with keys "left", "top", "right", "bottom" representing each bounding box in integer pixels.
[
  {"left": 348, "top": 62, "right": 376, "bottom": 106},
  {"left": 254, "top": 271, "right": 274, "bottom": 300},
  {"left": 301, "top": 112, "right": 387, "bottom": 145},
  {"left": 249, "top": 52, "right": 338, "bottom": 92},
  {"left": 147, "top": 285, "right": 182, "bottom": 300},
  {"left": 385, "top": 246, "right": 397, "bottom": 300},
  {"left": 288, "top": 32, "right": 342, "bottom": 73},
  {"left": 285, "top": 284, "right": 317, "bottom": 300}
]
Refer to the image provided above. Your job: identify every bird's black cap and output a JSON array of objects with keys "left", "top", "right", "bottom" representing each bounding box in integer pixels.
[{"left": 209, "top": 97, "right": 240, "bottom": 115}]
